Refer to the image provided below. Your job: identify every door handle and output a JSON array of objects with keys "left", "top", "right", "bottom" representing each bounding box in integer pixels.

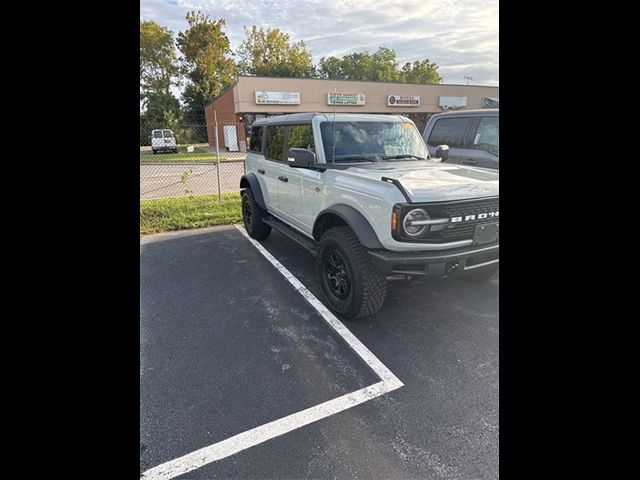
[
  {"left": 278, "top": 176, "right": 288, "bottom": 182},
  {"left": 257, "top": 169, "right": 265, "bottom": 174},
  {"left": 463, "top": 159, "right": 477, "bottom": 165}
]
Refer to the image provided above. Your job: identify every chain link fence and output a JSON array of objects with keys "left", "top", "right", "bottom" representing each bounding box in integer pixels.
[{"left": 140, "top": 118, "right": 247, "bottom": 200}]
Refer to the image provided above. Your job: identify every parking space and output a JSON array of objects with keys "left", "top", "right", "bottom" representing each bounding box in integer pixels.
[{"left": 141, "top": 225, "right": 498, "bottom": 479}]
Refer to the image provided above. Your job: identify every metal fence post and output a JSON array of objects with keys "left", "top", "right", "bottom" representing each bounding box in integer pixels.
[{"left": 214, "top": 110, "right": 222, "bottom": 202}]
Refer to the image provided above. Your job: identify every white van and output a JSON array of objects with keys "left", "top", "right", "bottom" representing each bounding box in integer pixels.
[{"left": 151, "top": 129, "right": 178, "bottom": 154}]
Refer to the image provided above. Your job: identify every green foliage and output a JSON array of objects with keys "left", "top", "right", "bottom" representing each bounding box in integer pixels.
[
  {"left": 140, "top": 151, "right": 224, "bottom": 163},
  {"left": 140, "top": 92, "right": 182, "bottom": 145},
  {"left": 237, "top": 26, "right": 314, "bottom": 77},
  {"left": 140, "top": 193, "right": 242, "bottom": 235},
  {"left": 177, "top": 11, "right": 236, "bottom": 115},
  {"left": 140, "top": 14, "right": 445, "bottom": 147},
  {"left": 140, "top": 20, "right": 179, "bottom": 103},
  {"left": 318, "top": 47, "right": 442, "bottom": 84},
  {"left": 180, "top": 168, "right": 194, "bottom": 194},
  {"left": 317, "top": 56, "right": 343, "bottom": 79},
  {"left": 401, "top": 59, "right": 443, "bottom": 84}
]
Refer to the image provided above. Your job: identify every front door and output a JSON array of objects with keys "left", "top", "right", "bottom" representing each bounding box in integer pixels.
[{"left": 425, "top": 116, "right": 473, "bottom": 163}]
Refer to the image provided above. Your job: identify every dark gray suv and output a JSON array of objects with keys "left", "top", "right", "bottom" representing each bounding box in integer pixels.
[{"left": 422, "top": 109, "right": 499, "bottom": 169}]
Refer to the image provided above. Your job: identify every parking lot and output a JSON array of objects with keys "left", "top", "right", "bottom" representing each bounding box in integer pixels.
[{"left": 140, "top": 225, "right": 499, "bottom": 479}]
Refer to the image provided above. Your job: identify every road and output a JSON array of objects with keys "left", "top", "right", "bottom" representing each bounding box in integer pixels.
[
  {"left": 140, "top": 161, "right": 246, "bottom": 199},
  {"left": 140, "top": 225, "right": 499, "bottom": 479}
]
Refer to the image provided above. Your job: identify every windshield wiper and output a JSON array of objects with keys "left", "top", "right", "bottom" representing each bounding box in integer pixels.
[
  {"left": 382, "top": 154, "right": 426, "bottom": 161},
  {"left": 334, "top": 155, "right": 376, "bottom": 163}
]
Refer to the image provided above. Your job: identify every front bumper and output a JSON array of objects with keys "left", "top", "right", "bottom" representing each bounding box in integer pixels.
[{"left": 368, "top": 242, "right": 499, "bottom": 278}]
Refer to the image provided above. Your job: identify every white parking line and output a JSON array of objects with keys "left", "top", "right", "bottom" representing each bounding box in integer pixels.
[{"left": 141, "top": 225, "right": 404, "bottom": 480}]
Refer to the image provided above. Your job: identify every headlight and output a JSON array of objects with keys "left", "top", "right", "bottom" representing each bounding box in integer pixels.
[{"left": 402, "top": 208, "right": 430, "bottom": 237}]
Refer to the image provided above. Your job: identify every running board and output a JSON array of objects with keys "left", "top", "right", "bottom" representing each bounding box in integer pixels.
[{"left": 262, "top": 216, "right": 318, "bottom": 256}]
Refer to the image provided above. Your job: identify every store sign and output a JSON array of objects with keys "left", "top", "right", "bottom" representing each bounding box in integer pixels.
[
  {"left": 327, "top": 92, "right": 366, "bottom": 105},
  {"left": 439, "top": 96, "right": 467, "bottom": 109},
  {"left": 388, "top": 95, "right": 420, "bottom": 106},
  {"left": 255, "top": 91, "right": 301, "bottom": 105},
  {"left": 483, "top": 97, "right": 499, "bottom": 108}
]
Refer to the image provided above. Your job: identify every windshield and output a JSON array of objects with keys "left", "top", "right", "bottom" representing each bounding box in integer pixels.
[{"left": 320, "top": 121, "right": 429, "bottom": 163}]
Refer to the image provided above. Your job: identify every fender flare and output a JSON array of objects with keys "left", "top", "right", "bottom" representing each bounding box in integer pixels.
[
  {"left": 239, "top": 173, "right": 266, "bottom": 210},
  {"left": 314, "top": 205, "right": 383, "bottom": 249}
]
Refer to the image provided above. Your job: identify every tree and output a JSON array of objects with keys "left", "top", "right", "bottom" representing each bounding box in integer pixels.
[
  {"left": 400, "top": 59, "right": 442, "bottom": 84},
  {"left": 316, "top": 47, "right": 443, "bottom": 84},
  {"left": 317, "top": 56, "right": 344, "bottom": 79},
  {"left": 237, "top": 26, "right": 314, "bottom": 78},
  {"left": 140, "top": 92, "right": 182, "bottom": 145},
  {"left": 370, "top": 47, "right": 400, "bottom": 82},
  {"left": 176, "top": 11, "right": 236, "bottom": 116},
  {"left": 140, "top": 20, "right": 179, "bottom": 104}
]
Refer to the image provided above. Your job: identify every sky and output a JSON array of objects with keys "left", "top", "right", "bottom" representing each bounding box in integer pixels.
[{"left": 140, "top": 0, "right": 498, "bottom": 86}]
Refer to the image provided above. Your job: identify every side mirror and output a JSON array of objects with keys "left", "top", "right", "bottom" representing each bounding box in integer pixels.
[
  {"left": 435, "top": 144, "right": 449, "bottom": 162},
  {"left": 288, "top": 148, "right": 316, "bottom": 168}
]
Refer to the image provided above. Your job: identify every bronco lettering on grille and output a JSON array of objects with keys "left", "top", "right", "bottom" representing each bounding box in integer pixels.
[{"left": 450, "top": 211, "right": 499, "bottom": 223}]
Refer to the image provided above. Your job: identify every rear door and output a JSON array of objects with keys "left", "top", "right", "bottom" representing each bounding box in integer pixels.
[
  {"left": 425, "top": 116, "right": 473, "bottom": 163},
  {"left": 162, "top": 130, "right": 176, "bottom": 150},
  {"left": 151, "top": 130, "right": 163, "bottom": 150},
  {"left": 262, "top": 125, "right": 287, "bottom": 213}
]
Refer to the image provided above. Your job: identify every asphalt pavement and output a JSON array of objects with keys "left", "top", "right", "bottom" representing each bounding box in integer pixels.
[{"left": 140, "top": 225, "right": 498, "bottom": 479}]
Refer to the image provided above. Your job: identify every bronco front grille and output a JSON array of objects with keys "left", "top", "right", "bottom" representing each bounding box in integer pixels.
[
  {"left": 395, "top": 197, "right": 499, "bottom": 243},
  {"left": 427, "top": 197, "right": 499, "bottom": 242}
]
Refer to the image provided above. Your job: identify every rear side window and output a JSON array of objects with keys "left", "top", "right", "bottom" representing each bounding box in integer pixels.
[
  {"left": 152, "top": 131, "right": 163, "bottom": 138},
  {"left": 427, "top": 118, "right": 470, "bottom": 148},
  {"left": 249, "top": 126, "right": 263, "bottom": 153},
  {"left": 472, "top": 117, "right": 499, "bottom": 156},
  {"left": 287, "top": 124, "right": 314, "bottom": 152},
  {"left": 265, "top": 125, "right": 285, "bottom": 161},
  {"left": 163, "top": 130, "right": 173, "bottom": 138}
]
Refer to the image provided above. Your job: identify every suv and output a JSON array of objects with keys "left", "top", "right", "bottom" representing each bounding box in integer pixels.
[
  {"left": 240, "top": 113, "right": 498, "bottom": 319},
  {"left": 151, "top": 129, "right": 178, "bottom": 154},
  {"left": 422, "top": 109, "right": 499, "bottom": 169}
]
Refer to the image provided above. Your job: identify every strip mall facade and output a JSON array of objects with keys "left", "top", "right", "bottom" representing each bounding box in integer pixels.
[{"left": 205, "top": 76, "right": 499, "bottom": 152}]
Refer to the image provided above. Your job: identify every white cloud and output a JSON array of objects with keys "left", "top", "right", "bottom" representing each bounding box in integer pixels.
[{"left": 141, "top": 0, "right": 498, "bottom": 86}]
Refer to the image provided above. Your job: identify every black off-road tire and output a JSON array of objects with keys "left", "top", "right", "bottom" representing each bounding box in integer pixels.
[
  {"left": 463, "top": 265, "right": 498, "bottom": 283},
  {"left": 242, "top": 189, "right": 271, "bottom": 239},
  {"left": 317, "top": 226, "right": 387, "bottom": 320}
]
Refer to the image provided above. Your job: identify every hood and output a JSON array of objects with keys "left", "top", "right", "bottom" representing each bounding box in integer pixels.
[{"left": 341, "top": 161, "right": 499, "bottom": 203}]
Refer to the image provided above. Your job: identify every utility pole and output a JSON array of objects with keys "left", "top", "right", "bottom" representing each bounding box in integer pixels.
[{"left": 464, "top": 75, "right": 473, "bottom": 86}]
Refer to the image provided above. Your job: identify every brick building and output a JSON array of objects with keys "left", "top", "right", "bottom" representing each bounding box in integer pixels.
[{"left": 204, "top": 76, "right": 499, "bottom": 152}]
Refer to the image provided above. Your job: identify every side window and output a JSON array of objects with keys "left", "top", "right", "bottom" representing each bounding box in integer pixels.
[
  {"left": 265, "top": 125, "right": 285, "bottom": 161},
  {"left": 286, "top": 124, "right": 314, "bottom": 152},
  {"left": 472, "top": 117, "right": 499, "bottom": 156},
  {"left": 249, "top": 126, "right": 263, "bottom": 153},
  {"left": 427, "top": 117, "right": 469, "bottom": 148}
]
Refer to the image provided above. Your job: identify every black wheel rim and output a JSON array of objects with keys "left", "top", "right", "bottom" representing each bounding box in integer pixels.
[
  {"left": 244, "top": 200, "right": 253, "bottom": 229},
  {"left": 324, "top": 249, "right": 351, "bottom": 299}
]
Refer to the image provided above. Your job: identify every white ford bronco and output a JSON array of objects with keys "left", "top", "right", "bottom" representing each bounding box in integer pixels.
[{"left": 240, "top": 113, "right": 499, "bottom": 319}]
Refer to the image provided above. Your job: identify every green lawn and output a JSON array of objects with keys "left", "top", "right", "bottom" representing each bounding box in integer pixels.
[
  {"left": 140, "top": 193, "right": 242, "bottom": 235},
  {"left": 140, "top": 151, "right": 226, "bottom": 163}
]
